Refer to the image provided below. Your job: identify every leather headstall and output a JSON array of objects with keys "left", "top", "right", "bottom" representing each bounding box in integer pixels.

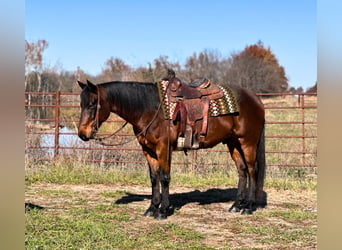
[{"left": 94, "top": 85, "right": 101, "bottom": 132}]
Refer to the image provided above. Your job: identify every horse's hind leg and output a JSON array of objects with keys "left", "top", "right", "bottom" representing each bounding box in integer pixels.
[
  {"left": 228, "top": 140, "right": 258, "bottom": 214},
  {"left": 228, "top": 141, "right": 248, "bottom": 213},
  {"left": 240, "top": 143, "right": 258, "bottom": 214}
]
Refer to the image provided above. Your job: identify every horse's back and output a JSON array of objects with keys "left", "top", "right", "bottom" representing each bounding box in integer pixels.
[{"left": 229, "top": 85, "right": 263, "bottom": 110}]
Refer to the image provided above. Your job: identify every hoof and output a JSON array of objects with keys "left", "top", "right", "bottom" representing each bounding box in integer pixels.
[
  {"left": 154, "top": 212, "right": 167, "bottom": 220},
  {"left": 154, "top": 208, "right": 168, "bottom": 220},
  {"left": 241, "top": 208, "right": 253, "bottom": 215},
  {"left": 144, "top": 206, "right": 158, "bottom": 217},
  {"left": 144, "top": 210, "right": 155, "bottom": 217},
  {"left": 228, "top": 205, "right": 241, "bottom": 213},
  {"left": 256, "top": 200, "right": 267, "bottom": 209}
]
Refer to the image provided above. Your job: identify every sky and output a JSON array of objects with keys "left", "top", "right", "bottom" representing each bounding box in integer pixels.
[{"left": 25, "top": 0, "right": 316, "bottom": 89}]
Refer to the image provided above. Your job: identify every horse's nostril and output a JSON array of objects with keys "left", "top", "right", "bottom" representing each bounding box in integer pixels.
[{"left": 79, "top": 133, "right": 89, "bottom": 141}]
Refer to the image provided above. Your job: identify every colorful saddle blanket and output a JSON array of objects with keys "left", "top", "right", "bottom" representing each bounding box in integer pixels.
[{"left": 158, "top": 79, "right": 239, "bottom": 120}]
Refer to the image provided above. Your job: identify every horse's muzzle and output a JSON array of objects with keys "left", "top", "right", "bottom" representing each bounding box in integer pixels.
[
  {"left": 78, "top": 123, "right": 98, "bottom": 141},
  {"left": 78, "top": 132, "right": 90, "bottom": 141}
]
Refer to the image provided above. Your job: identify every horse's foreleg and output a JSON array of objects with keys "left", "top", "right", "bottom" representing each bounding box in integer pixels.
[
  {"left": 157, "top": 166, "right": 171, "bottom": 220},
  {"left": 142, "top": 147, "right": 171, "bottom": 220},
  {"left": 143, "top": 151, "right": 161, "bottom": 217},
  {"left": 154, "top": 145, "right": 171, "bottom": 220}
]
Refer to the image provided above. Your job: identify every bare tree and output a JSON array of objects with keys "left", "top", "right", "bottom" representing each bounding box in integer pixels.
[
  {"left": 222, "top": 41, "right": 288, "bottom": 93},
  {"left": 25, "top": 39, "right": 48, "bottom": 92},
  {"left": 183, "top": 49, "right": 222, "bottom": 83},
  {"left": 150, "top": 56, "right": 181, "bottom": 82},
  {"left": 101, "top": 57, "right": 132, "bottom": 81}
]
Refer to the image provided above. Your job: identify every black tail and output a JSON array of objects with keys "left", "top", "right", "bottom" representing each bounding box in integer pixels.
[{"left": 256, "top": 123, "right": 266, "bottom": 207}]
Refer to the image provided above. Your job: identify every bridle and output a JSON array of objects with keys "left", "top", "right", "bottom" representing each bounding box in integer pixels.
[
  {"left": 93, "top": 85, "right": 102, "bottom": 132},
  {"left": 91, "top": 85, "right": 128, "bottom": 145}
]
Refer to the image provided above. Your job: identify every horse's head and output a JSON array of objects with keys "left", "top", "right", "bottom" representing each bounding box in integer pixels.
[{"left": 77, "top": 80, "right": 110, "bottom": 141}]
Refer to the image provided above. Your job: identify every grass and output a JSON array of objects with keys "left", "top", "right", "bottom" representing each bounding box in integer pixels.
[
  {"left": 268, "top": 209, "right": 316, "bottom": 222},
  {"left": 240, "top": 224, "right": 316, "bottom": 248},
  {"left": 229, "top": 206, "right": 317, "bottom": 249},
  {"left": 26, "top": 158, "right": 316, "bottom": 191},
  {"left": 25, "top": 160, "right": 150, "bottom": 186},
  {"left": 26, "top": 203, "right": 207, "bottom": 249},
  {"left": 25, "top": 161, "right": 317, "bottom": 249}
]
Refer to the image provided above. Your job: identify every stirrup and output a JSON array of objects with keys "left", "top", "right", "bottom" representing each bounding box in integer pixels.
[
  {"left": 184, "top": 126, "right": 193, "bottom": 148},
  {"left": 192, "top": 136, "right": 200, "bottom": 149},
  {"left": 177, "top": 137, "right": 185, "bottom": 149}
]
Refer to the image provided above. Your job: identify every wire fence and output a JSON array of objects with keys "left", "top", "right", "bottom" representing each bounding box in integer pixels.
[{"left": 25, "top": 91, "right": 317, "bottom": 178}]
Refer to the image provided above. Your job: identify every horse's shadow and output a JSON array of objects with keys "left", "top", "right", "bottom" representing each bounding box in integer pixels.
[
  {"left": 115, "top": 188, "right": 267, "bottom": 216},
  {"left": 25, "top": 202, "right": 44, "bottom": 212},
  {"left": 114, "top": 188, "right": 210, "bottom": 214},
  {"left": 117, "top": 188, "right": 236, "bottom": 206}
]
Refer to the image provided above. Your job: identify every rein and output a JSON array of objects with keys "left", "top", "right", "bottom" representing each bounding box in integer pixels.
[
  {"left": 93, "top": 83, "right": 167, "bottom": 147},
  {"left": 94, "top": 85, "right": 101, "bottom": 131}
]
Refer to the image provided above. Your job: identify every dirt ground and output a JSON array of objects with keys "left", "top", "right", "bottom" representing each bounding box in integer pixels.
[{"left": 26, "top": 183, "right": 317, "bottom": 249}]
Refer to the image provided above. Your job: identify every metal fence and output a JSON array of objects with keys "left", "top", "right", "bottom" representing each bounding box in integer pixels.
[{"left": 25, "top": 91, "right": 317, "bottom": 176}]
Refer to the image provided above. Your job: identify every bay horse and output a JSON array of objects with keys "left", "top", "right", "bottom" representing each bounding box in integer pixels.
[{"left": 77, "top": 75, "right": 266, "bottom": 219}]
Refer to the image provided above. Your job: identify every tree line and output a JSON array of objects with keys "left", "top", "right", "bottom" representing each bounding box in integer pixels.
[{"left": 25, "top": 39, "right": 315, "bottom": 94}]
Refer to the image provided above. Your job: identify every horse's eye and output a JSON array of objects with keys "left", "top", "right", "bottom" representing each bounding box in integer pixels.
[{"left": 88, "top": 101, "right": 96, "bottom": 108}]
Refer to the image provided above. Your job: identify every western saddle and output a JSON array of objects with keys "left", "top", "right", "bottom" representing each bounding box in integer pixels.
[{"left": 160, "top": 70, "right": 235, "bottom": 149}]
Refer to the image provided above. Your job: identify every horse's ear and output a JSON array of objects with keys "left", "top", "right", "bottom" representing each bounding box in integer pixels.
[
  {"left": 86, "top": 80, "right": 98, "bottom": 94},
  {"left": 78, "top": 80, "right": 87, "bottom": 89}
]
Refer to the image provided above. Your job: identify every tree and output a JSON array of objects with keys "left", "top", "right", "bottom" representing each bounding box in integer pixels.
[
  {"left": 25, "top": 39, "right": 49, "bottom": 92},
  {"left": 183, "top": 49, "right": 222, "bottom": 83},
  {"left": 306, "top": 82, "right": 317, "bottom": 93},
  {"left": 150, "top": 56, "right": 181, "bottom": 82},
  {"left": 101, "top": 57, "right": 132, "bottom": 81},
  {"left": 288, "top": 86, "right": 304, "bottom": 94},
  {"left": 25, "top": 39, "right": 48, "bottom": 73},
  {"left": 222, "top": 41, "right": 288, "bottom": 93}
]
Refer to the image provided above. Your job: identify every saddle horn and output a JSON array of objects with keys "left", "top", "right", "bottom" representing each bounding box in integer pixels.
[{"left": 162, "top": 69, "right": 176, "bottom": 81}]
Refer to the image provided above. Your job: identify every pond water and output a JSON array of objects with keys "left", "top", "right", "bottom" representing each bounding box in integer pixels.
[{"left": 41, "top": 127, "right": 84, "bottom": 155}]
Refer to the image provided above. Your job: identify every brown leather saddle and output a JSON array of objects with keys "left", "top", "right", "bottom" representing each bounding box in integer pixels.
[{"left": 164, "top": 73, "right": 225, "bottom": 149}]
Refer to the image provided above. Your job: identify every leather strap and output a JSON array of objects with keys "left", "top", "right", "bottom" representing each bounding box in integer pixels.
[
  {"left": 200, "top": 96, "right": 210, "bottom": 139},
  {"left": 94, "top": 85, "right": 101, "bottom": 131},
  {"left": 173, "top": 102, "right": 187, "bottom": 136}
]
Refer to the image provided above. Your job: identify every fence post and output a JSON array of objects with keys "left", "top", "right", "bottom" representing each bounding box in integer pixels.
[
  {"left": 191, "top": 150, "right": 198, "bottom": 173},
  {"left": 54, "top": 91, "right": 60, "bottom": 159},
  {"left": 301, "top": 94, "right": 306, "bottom": 167}
]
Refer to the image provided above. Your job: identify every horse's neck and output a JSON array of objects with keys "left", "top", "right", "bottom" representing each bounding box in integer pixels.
[{"left": 104, "top": 82, "right": 159, "bottom": 125}]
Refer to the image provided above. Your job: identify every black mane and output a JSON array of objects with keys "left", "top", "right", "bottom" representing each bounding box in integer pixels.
[{"left": 101, "top": 81, "right": 160, "bottom": 114}]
